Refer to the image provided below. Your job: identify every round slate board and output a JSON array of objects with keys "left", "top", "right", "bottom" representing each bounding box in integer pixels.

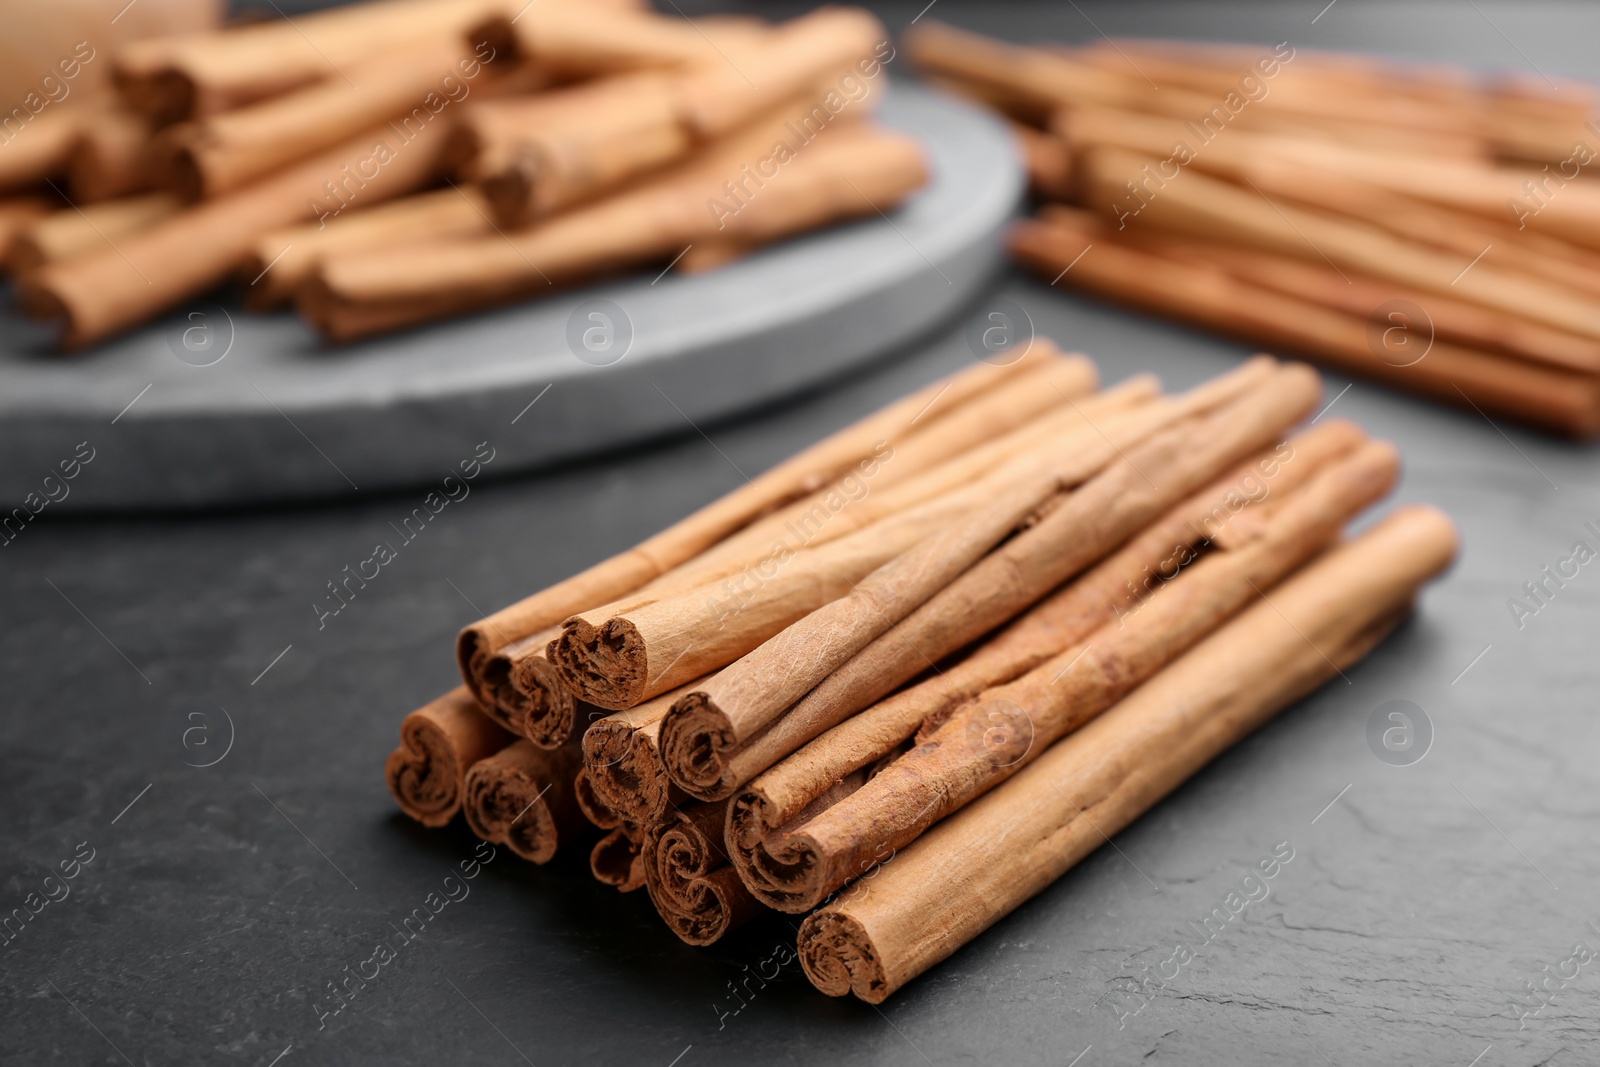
[{"left": 0, "top": 82, "right": 1021, "bottom": 512}]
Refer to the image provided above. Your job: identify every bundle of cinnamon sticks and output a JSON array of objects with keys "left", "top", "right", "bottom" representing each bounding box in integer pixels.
[
  {"left": 907, "top": 20, "right": 1600, "bottom": 438},
  {"left": 385, "top": 341, "right": 1458, "bottom": 998},
  {"left": 2, "top": 0, "right": 926, "bottom": 349}
]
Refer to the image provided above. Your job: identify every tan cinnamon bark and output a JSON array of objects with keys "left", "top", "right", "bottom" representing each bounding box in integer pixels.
[
  {"left": 112, "top": 0, "right": 521, "bottom": 122},
  {"left": 591, "top": 827, "right": 646, "bottom": 892},
  {"left": 1050, "top": 106, "right": 1600, "bottom": 300},
  {"left": 581, "top": 684, "right": 702, "bottom": 828},
  {"left": 1078, "top": 145, "right": 1600, "bottom": 343},
  {"left": 660, "top": 461, "right": 1111, "bottom": 801},
  {"left": 9, "top": 193, "right": 180, "bottom": 270},
  {"left": 473, "top": 6, "right": 761, "bottom": 78},
  {"left": 799, "top": 506, "right": 1458, "bottom": 1002},
  {"left": 476, "top": 73, "right": 690, "bottom": 226},
  {"left": 385, "top": 687, "right": 512, "bottom": 827},
  {"left": 455, "top": 347, "right": 1049, "bottom": 726},
  {"left": 553, "top": 382, "right": 1156, "bottom": 714},
  {"left": 156, "top": 40, "right": 485, "bottom": 200},
  {"left": 0, "top": 197, "right": 54, "bottom": 269},
  {"left": 66, "top": 107, "right": 153, "bottom": 202},
  {"left": 0, "top": 107, "right": 81, "bottom": 193},
  {"left": 507, "top": 353, "right": 1106, "bottom": 737},
  {"left": 556, "top": 361, "right": 1272, "bottom": 720},
  {"left": 672, "top": 8, "right": 887, "bottom": 140},
  {"left": 1127, "top": 229, "right": 1600, "bottom": 376},
  {"left": 240, "top": 188, "right": 489, "bottom": 310},
  {"left": 301, "top": 121, "right": 927, "bottom": 339},
  {"left": 20, "top": 118, "right": 451, "bottom": 348},
  {"left": 462, "top": 739, "right": 586, "bottom": 863},
  {"left": 1010, "top": 211, "right": 1600, "bottom": 437},
  {"left": 669, "top": 364, "right": 1321, "bottom": 799},
  {"left": 573, "top": 767, "right": 621, "bottom": 831},
  {"left": 643, "top": 800, "right": 763, "bottom": 945},
  {"left": 758, "top": 439, "right": 1399, "bottom": 912},
  {"left": 727, "top": 419, "right": 1365, "bottom": 908}
]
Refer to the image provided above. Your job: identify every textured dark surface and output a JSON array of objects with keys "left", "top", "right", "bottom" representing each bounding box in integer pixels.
[{"left": 4, "top": 2, "right": 1600, "bottom": 1065}]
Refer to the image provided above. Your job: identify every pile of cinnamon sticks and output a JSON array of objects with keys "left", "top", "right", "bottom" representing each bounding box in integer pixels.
[
  {"left": 1, "top": 0, "right": 925, "bottom": 349},
  {"left": 385, "top": 341, "right": 1458, "bottom": 1002},
  {"left": 907, "top": 20, "right": 1600, "bottom": 438}
]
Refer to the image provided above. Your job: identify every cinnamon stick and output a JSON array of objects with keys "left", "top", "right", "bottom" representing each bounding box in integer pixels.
[
  {"left": 727, "top": 419, "right": 1366, "bottom": 909},
  {"left": 9, "top": 193, "right": 180, "bottom": 271},
  {"left": 1078, "top": 145, "right": 1600, "bottom": 344},
  {"left": 0, "top": 106, "right": 81, "bottom": 192},
  {"left": 301, "top": 119, "right": 925, "bottom": 339},
  {"left": 462, "top": 739, "right": 586, "bottom": 863},
  {"left": 66, "top": 107, "right": 153, "bottom": 202},
  {"left": 553, "top": 371, "right": 1178, "bottom": 716},
  {"left": 385, "top": 687, "right": 512, "bottom": 827},
  {"left": 590, "top": 827, "right": 647, "bottom": 892},
  {"left": 472, "top": 6, "right": 763, "bottom": 79},
  {"left": 0, "top": 197, "right": 54, "bottom": 269},
  {"left": 240, "top": 188, "right": 488, "bottom": 310},
  {"left": 507, "top": 352, "right": 1106, "bottom": 739},
  {"left": 759, "top": 439, "right": 1399, "bottom": 912},
  {"left": 582, "top": 687, "right": 694, "bottom": 830},
  {"left": 455, "top": 346, "right": 1049, "bottom": 728},
  {"left": 661, "top": 365, "right": 1320, "bottom": 800},
  {"left": 112, "top": 0, "right": 519, "bottom": 122},
  {"left": 799, "top": 506, "right": 1458, "bottom": 1002},
  {"left": 671, "top": 8, "right": 888, "bottom": 141},
  {"left": 1011, "top": 210, "right": 1600, "bottom": 437},
  {"left": 155, "top": 39, "right": 489, "bottom": 200},
  {"left": 643, "top": 800, "right": 763, "bottom": 945},
  {"left": 573, "top": 767, "right": 621, "bottom": 831},
  {"left": 19, "top": 117, "right": 451, "bottom": 347},
  {"left": 475, "top": 72, "right": 693, "bottom": 226},
  {"left": 660, "top": 459, "right": 1116, "bottom": 801}
]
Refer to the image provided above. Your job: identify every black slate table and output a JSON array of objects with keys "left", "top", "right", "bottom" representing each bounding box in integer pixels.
[{"left": 5, "top": 3, "right": 1599, "bottom": 1064}]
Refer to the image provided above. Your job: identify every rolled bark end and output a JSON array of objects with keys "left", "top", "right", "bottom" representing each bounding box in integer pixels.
[
  {"left": 572, "top": 767, "right": 622, "bottom": 830},
  {"left": 385, "top": 688, "right": 509, "bottom": 828},
  {"left": 590, "top": 826, "right": 645, "bottom": 891},
  {"left": 582, "top": 718, "right": 674, "bottom": 826},
  {"left": 659, "top": 692, "right": 739, "bottom": 800},
  {"left": 798, "top": 911, "right": 888, "bottom": 1002},
  {"left": 511, "top": 652, "right": 578, "bottom": 748},
  {"left": 725, "top": 788, "right": 828, "bottom": 913},
  {"left": 462, "top": 742, "right": 563, "bottom": 864},
  {"left": 481, "top": 150, "right": 541, "bottom": 229},
  {"left": 474, "top": 647, "right": 531, "bottom": 735},
  {"left": 644, "top": 802, "right": 763, "bottom": 945},
  {"left": 550, "top": 616, "right": 647, "bottom": 710},
  {"left": 162, "top": 144, "right": 207, "bottom": 203}
]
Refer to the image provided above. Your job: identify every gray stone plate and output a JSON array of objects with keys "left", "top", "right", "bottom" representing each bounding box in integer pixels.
[{"left": 0, "top": 81, "right": 1021, "bottom": 511}]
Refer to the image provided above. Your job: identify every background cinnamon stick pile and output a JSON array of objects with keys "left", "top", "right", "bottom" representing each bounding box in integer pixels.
[
  {"left": 905, "top": 20, "right": 1600, "bottom": 438},
  {"left": 382, "top": 341, "right": 1457, "bottom": 1000},
  {"left": 2, "top": 0, "right": 925, "bottom": 349}
]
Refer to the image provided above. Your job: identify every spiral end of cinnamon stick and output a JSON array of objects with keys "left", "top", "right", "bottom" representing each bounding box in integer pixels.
[
  {"left": 582, "top": 717, "right": 675, "bottom": 826},
  {"left": 462, "top": 742, "right": 563, "bottom": 864},
  {"left": 481, "top": 149, "right": 542, "bottom": 229},
  {"left": 726, "top": 787, "right": 830, "bottom": 913},
  {"left": 798, "top": 910, "right": 889, "bottom": 1002},
  {"left": 511, "top": 650, "right": 578, "bottom": 748},
  {"left": 549, "top": 617, "right": 648, "bottom": 711},
  {"left": 658, "top": 692, "right": 740, "bottom": 801},
  {"left": 387, "top": 689, "right": 512, "bottom": 827},
  {"left": 590, "top": 826, "right": 646, "bottom": 892}
]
